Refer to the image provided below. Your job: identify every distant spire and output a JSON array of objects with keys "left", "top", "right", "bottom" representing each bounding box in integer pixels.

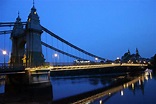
[
  {"left": 128, "top": 49, "right": 130, "bottom": 55},
  {"left": 33, "top": 0, "right": 35, "bottom": 7},
  {"left": 18, "top": 11, "right": 19, "bottom": 17},
  {"left": 136, "top": 48, "right": 139, "bottom": 54},
  {"left": 136, "top": 48, "right": 140, "bottom": 57},
  {"left": 31, "top": 0, "right": 36, "bottom": 11},
  {"left": 16, "top": 11, "right": 21, "bottom": 22}
]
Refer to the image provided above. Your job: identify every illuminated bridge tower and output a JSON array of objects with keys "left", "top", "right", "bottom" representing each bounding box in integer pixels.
[
  {"left": 25, "top": 5, "right": 45, "bottom": 66},
  {"left": 10, "top": 5, "right": 45, "bottom": 67},
  {"left": 10, "top": 13, "right": 25, "bottom": 66}
]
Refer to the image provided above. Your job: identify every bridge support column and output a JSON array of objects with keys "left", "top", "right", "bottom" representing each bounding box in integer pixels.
[
  {"left": 10, "top": 14, "right": 25, "bottom": 67},
  {"left": 25, "top": 5, "right": 45, "bottom": 67},
  {"left": 10, "top": 5, "right": 45, "bottom": 67}
]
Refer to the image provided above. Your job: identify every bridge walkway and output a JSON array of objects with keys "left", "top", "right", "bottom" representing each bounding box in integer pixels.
[{"left": 0, "top": 63, "right": 148, "bottom": 74}]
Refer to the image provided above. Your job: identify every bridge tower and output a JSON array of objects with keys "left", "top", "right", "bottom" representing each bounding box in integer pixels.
[
  {"left": 10, "top": 13, "right": 25, "bottom": 66},
  {"left": 10, "top": 5, "right": 45, "bottom": 67},
  {"left": 25, "top": 5, "right": 45, "bottom": 67}
]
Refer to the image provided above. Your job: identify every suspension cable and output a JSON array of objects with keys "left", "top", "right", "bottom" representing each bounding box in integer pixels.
[
  {"left": 41, "top": 26, "right": 105, "bottom": 61},
  {"left": 46, "top": 32, "right": 48, "bottom": 61},
  {"left": 41, "top": 41, "right": 86, "bottom": 61}
]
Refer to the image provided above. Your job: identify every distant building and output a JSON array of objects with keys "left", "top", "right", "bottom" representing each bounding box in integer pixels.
[{"left": 121, "top": 48, "right": 144, "bottom": 63}]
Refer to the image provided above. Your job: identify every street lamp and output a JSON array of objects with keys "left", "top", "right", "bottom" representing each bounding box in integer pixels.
[
  {"left": 2, "top": 50, "right": 7, "bottom": 66},
  {"left": 54, "top": 53, "right": 58, "bottom": 57},
  {"left": 53, "top": 53, "right": 59, "bottom": 66},
  {"left": 95, "top": 57, "right": 98, "bottom": 63}
]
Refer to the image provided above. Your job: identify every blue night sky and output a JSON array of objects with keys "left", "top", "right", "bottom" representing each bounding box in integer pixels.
[{"left": 0, "top": 0, "right": 156, "bottom": 62}]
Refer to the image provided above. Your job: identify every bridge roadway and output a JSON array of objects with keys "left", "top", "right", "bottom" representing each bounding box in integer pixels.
[
  {"left": 25, "top": 63, "right": 148, "bottom": 72},
  {"left": 0, "top": 63, "right": 148, "bottom": 74},
  {"left": 50, "top": 63, "right": 147, "bottom": 70}
]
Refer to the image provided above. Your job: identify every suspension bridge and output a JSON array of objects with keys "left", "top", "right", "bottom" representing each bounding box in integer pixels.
[{"left": 0, "top": 5, "right": 147, "bottom": 75}]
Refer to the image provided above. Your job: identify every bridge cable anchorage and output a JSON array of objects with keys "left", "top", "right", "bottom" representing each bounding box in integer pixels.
[
  {"left": 41, "top": 26, "right": 105, "bottom": 61},
  {"left": 41, "top": 41, "right": 87, "bottom": 61}
]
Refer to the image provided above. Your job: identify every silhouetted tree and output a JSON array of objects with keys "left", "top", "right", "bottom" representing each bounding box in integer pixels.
[{"left": 150, "top": 54, "right": 156, "bottom": 68}]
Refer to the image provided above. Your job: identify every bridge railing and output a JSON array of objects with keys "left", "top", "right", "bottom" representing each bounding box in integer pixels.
[
  {"left": 46, "top": 62, "right": 107, "bottom": 67},
  {"left": 0, "top": 63, "right": 25, "bottom": 72},
  {"left": 44, "top": 62, "right": 148, "bottom": 67},
  {"left": 0, "top": 62, "right": 148, "bottom": 72}
]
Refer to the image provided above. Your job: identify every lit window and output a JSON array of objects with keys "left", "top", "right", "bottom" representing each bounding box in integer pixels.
[{"left": 34, "top": 12, "right": 36, "bottom": 14}]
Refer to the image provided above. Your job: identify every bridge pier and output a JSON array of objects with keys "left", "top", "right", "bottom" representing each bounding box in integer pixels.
[
  {"left": 25, "top": 68, "right": 51, "bottom": 84},
  {"left": 3, "top": 69, "right": 52, "bottom": 103},
  {"left": 5, "top": 68, "right": 51, "bottom": 84}
]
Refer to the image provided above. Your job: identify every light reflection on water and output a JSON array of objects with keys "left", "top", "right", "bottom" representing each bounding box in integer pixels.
[
  {"left": 0, "top": 86, "right": 4, "bottom": 94},
  {"left": 89, "top": 72, "right": 156, "bottom": 104},
  {"left": 51, "top": 75, "right": 114, "bottom": 100},
  {"left": 0, "top": 71, "right": 156, "bottom": 104},
  {"left": 0, "top": 75, "right": 5, "bottom": 94}
]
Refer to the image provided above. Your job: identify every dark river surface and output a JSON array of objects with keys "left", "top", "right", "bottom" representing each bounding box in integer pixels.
[{"left": 0, "top": 69, "right": 156, "bottom": 104}]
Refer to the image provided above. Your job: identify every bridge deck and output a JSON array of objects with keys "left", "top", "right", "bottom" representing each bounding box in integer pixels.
[
  {"left": 0, "top": 63, "right": 147, "bottom": 74},
  {"left": 51, "top": 63, "right": 147, "bottom": 71}
]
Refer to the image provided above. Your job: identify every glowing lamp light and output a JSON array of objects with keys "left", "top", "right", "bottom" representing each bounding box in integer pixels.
[
  {"left": 2, "top": 50, "right": 7, "bottom": 55},
  {"left": 95, "top": 57, "right": 98, "bottom": 61},
  {"left": 2, "top": 50, "right": 7, "bottom": 65},
  {"left": 54, "top": 53, "right": 58, "bottom": 57}
]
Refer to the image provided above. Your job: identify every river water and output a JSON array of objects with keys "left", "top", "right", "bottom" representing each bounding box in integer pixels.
[{"left": 0, "top": 70, "right": 156, "bottom": 104}]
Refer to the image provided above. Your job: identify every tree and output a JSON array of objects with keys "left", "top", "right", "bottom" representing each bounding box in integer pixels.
[{"left": 150, "top": 54, "right": 156, "bottom": 68}]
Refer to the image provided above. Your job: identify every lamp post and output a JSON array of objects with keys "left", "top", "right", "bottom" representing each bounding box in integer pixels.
[
  {"left": 95, "top": 57, "right": 98, "bottom": 63},
  {"left": 2, "top": 50, "right": 7, "bottom": 67},
  {"left": 54, "top": 53, "right": 59, "bottom": 66}
]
